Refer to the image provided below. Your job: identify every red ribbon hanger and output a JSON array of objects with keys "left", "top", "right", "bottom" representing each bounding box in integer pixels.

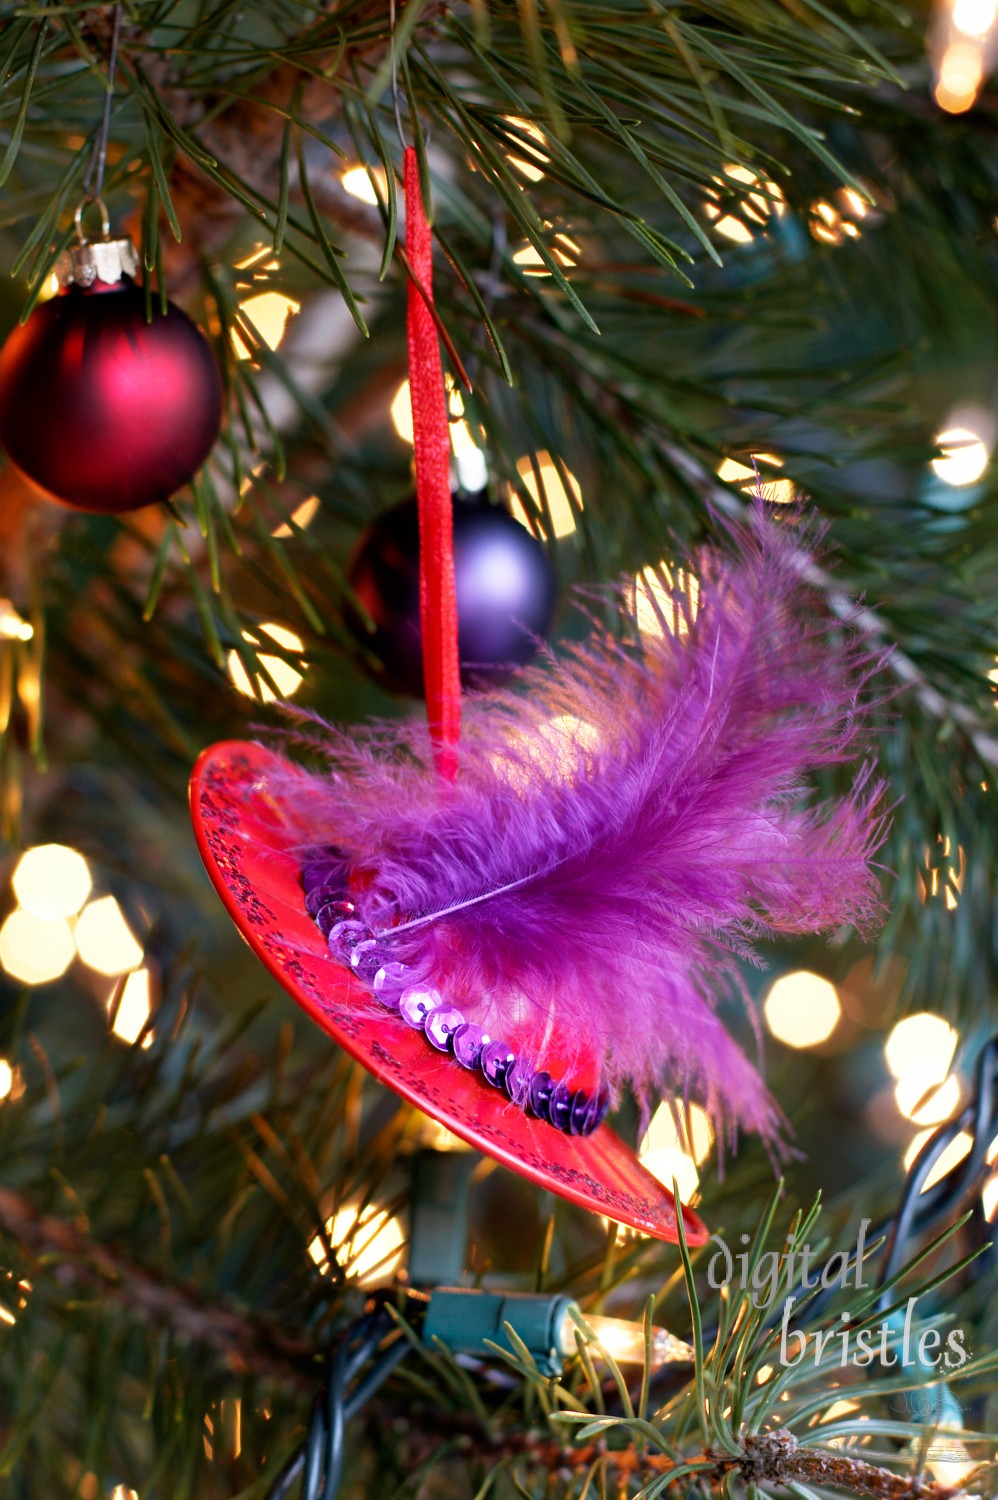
[{"left": 404, "top": 145, "right": 461, "bottom": 782}]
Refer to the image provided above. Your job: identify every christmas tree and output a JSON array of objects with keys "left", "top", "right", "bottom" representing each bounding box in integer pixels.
[{"left": 0, "top": 2, "right": 996, "bottom": 1497}]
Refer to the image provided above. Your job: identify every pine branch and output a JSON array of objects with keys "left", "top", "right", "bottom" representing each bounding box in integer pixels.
[{"left": 0, "top": 1183, "right": 321, "bottom": 1387}]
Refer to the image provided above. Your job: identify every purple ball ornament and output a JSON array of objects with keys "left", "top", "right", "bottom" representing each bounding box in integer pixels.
[{"left": 347, "top": 492, "right": 557, "bottom": 696}]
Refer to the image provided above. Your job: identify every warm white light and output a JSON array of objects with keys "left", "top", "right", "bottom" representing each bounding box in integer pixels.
[
  {"left": 982, "top": 1173, "right": 998, "bottom": 1219},
  {"left": 717, "top": 452, "right": 795, "bottom": 504},
  {"left": 232, "top": 292, "right": 301, "bottom": 360},
  {"left": 708, "top": 166, "right": 785, "bottom": 242},
  {"left": 227, "top": 622, "right": 305, "bottom": 703},
  {"left": 639, "top": 1145, "right": 699, "bottom": 1203},
  {"left": 0, "top": 600, "right": 33, "bottom": 642},
  {"left": 931, "top": 425, "right": 989, "bottom": 486},
  {"left": 510, "top": 452, "right": 582, "bottom": 538},
  {"left": 952, "top": 0, "right": 998, "bottom": 36},
  {"left": 895, "top": 1070, "right": 961, "bottom": 1125},
  {"left": 935, "top": 42, "right": 985, "bottom": 112},
  {"left": 110, "top": 1488, "right": 139, "bottom": 1500},
  {"left": 640, "top": 1100, "right": 713, "bottom": 1166},
  {"left": 838, "top": 187, "right": 870, "bottom": 220},
  {"left": 763, "top": 971, "right": 841, "bottom": 1049},
  {"left": 885, "top": 1013, "right": 958, "bottom": 1081},
  {"left": 809, "top": 199, "right": 859, "bottom": 246},
  {"left": 0, "top": 910, "right": 75, "bottom": 985},
  {"left": 903, "top": 1129, "right": 972, "bottom": 1190},
  {"left": 12, "top": 843, "right": 92, "bottom": 919},
  {"left": 504, "top": 117, "right": 547, "bottom": 181},
  {"left": 634, "top": 564, "right": 700, "bottom": 639},
  {"left": 391, "top": 378, "right": 485, "bottom": 479},
  {"left": 309, "top": 1203, "right": 405, "bottom": 1285},
  {"left": 0, "top": 1060, "right": 12, "bottom": 1099},
  {"left": 820, "top": 1399, "right": 861, "bottom": 1424},
  {"left": 74, "top": 896, "right": 143, "bottom": 976},
  {"left": 272, "top": 494, "right": 321, "bottom": 538},
  {"left": 111, "top": 968, "right": 153, "bottom": 1048},
  {"left": 341, "top": 165, "right": 387, "bottom": 205},
  {"left": 714, "top": 216, "right": 754, "bottom": 244},
  {"left": 512, "top": 229, "right": 580, "bottom": 276},
  {"left": 580, "top": 1313, "right": 694, "bottom": 1366}
]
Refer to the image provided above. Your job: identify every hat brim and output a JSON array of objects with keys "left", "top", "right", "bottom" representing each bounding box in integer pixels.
[{"left": 190, "top": 740, "right": 708, "bottom": 1247}]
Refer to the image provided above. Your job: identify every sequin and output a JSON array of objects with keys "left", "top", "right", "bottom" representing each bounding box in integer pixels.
[
  {"left": 399, "top": 987, "right": 440, "bottom": 1029},
  {"left": 425, "top": 1005, "right": 465, "bottom": 1050},
  {"left": 372, "top": 961, "right": 408, "bottom": 1009},
  {"left": 327, "top": 918, "right": 371, "bottom": 960},
  {"left": 504, "top": 1057, "right": 534, "bottom": 1107},
  {"left": 480, "top": 1039, "right": 514, "bottom": 1088},
  {"left": 452, "top": 1023, "right": 488, "bottom": 1069},
  {"left": 529, "top": 1070, "right": 554, "bottom": 1122},
  {"left": 548, "top": 1080, "right": 573, "bottom": 1131}
]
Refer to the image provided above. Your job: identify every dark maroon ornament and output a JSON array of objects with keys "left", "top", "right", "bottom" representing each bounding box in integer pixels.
[
  {"left": 348, "top": 493, "right": 557, "bottom": 694},
  {"left": 0, "top": 233, "right": 222, "bottom": 514}
]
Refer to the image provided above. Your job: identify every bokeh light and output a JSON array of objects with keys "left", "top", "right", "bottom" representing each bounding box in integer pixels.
[
  {"left": 232, "top": 291, "right": 301, "bottom": 360},
  {"left": 111, "top": 968, "right": 154, "bottom": 1048},
  {"left": 12, "top": 843, "right": 91, "bottom": 919},
  {"left": 884, "top": 1012, "right": 958, "bottom": 1080},
  {"left": 504, "top": 116, "right": 547, "bottom": 181},
  {"left": 952, "top": 0, "right": 998, "bottom": 36},
  {"left": 512, "top": 229, "right": 580, "bottom": 276},
  {"left": 227, "top": 622, "right": 305, "bottom": 703},
  {"left": 510, "top": 452, "right": 582, "bottom": 538},
  {"left": 717, "top": 452, "right": 795, "bottom": 504},
  {"left": 74, "top": 896, "right": 143, "bottom": 976},
  {"left": 934, "top": 41, "right": 985, "bottom": 111},
  {"left": 341, "top": 164, "right": 387, "bottom": 204},
  {"left": 0, "top": 909, "right": 75, "bottom": 985},
  {"left": 272, "top": 494, "right": 321, "bottom": 538},
  {"left": 634, "top": 563, "right": 700, "bottom": 639},
  {"left": 0, "top": 1059, "right": 13, "bottom": 1099},
  {"left": 931, "top": 425, "right": 990, "bottom": 486},
  {"left": 0, "top": 600, "right": 33, "bottom": 642},
  {"left": 903, "top": 1128, "right": 972, "bottom": 1190},
  {"left": 763, "top": 971, "right": 841, "bottom": 1049},
  {"left": 309, "top": 1202, "right": 405, "bottom": 1285},
  {"left": 704, "top": 164, "right": 786, "bottom": 243}
]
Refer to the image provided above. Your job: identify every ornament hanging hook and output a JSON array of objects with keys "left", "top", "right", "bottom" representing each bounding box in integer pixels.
[
  {"left": 74, "top": 195, "right": 111, "bottom": 244},
  {"left": 387, "top": 0, "right": 430, "bottom": 153},
  {"left": 78, "top": 1, "right": 123, "bottom": 230}
]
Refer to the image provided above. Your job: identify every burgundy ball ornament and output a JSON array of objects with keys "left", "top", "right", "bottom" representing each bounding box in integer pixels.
[
  {"left": 348, "top": 493, "right": 557, "bottom": 695},
  {"left": 0, "top": 229, "right": 222, "bottom": 514}
]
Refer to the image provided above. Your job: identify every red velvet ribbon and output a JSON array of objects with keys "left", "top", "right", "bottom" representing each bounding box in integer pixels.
[{"left": 405, "top": 146, "right": 461, "bottom": 782}]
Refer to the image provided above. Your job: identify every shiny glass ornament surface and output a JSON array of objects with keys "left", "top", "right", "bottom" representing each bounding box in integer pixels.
[
  {"left": 347, "top": 493, "right": 557, "bottom": 694},
  {"left": 0, "top": 278, "right": 222, "bottom": 513}
]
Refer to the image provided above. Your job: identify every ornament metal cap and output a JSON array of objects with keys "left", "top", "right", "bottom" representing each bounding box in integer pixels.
[{"left": 55, "top": 197, "right": 139, "bottom": 289}]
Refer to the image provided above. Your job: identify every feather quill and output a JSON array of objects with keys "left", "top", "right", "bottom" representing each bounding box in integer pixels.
[{"left": 273, "top": 510, "right": 889, "bottom": 1148}]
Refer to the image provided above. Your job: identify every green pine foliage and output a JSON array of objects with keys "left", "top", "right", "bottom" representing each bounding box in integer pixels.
[{"left": 0, "top": 2, "right": 996, "bottom": 1495}]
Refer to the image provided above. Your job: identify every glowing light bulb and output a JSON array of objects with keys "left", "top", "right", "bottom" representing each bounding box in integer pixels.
[
  {"left": 232, "top": 292, "right": 301, "bottom": 360},
  {"left": 763, "top": 972, "right": 841, "bottom": 1049},
  {"left": 12, "top": 843, "right": 92, "bottom": 919},
  {"left": 579, "top": 1314, "right": 694, "bottom": 1366},
  {"left": 0, "top": 910, "right": 75, "bottom": 985},
  {"left": 638, "top": 1144, "right": 699, "bottom": 1203},
  {"left": 227, "top": 622, "right": 305, "bottom": 703},
  {"left": 885, "top": 1013, "right": 958, "bottom": 1081},
  {"left": 717, "top": 452, "right": 795, "bottom": 504},
  {"left": 934, "top": 42, "right": 985, "bottom": 112},
  {"left": 510, "top": 452, "right": 582, "bottom": 538},
  {"left": 74, "top": 896, "right": 143, "bottom": 976},
  {"left": 634, "top": 564, "right": 700, "bottom": 639},
  {"left": 272, "top": 494, "right": 321, "bottom": 538},
  {"left": 903, "top": 1129, "right": 972, "bottom": 1190},
  {"left": 0, "top": 600, "right": 32, "bottom": 642},
  {"left": 931, "top": 425, "right": 989, "bottom": 486},
  {"left": 640, "top": 1100, "right": 713, "bottom": 1166},
  {"left": 341, "top": 165, "right": 387, "bottom": 204},
  {"left": 0, "top": 1060, "right": 12, "bottom": 1099},
  {"left": 111, "top": 967, "right": 154, "bottom": 1048},
  {"left": 504, "top": 117, "right": 548, "bottom": 181},
  {"left": 895, "top": 1071, "right": 961, "bottom": 1125},
  {"left": 309, "top": 1203, "right": 405, "bottom": 1285},
  {"left": 952, "top": 0, "right": 998, "bottom": 36}
]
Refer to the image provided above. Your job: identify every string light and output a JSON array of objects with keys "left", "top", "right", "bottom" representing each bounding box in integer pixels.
[
  {"left": 634, "top": 563, "right": 700, "bottom": 639},
  {"left": 110, "top": 967, "right": 154, "bottom": 1048},
  {"left": 638, "top": 1099, "right": 713, "bottom": 1203},
  {"left": 903, "top": 1127, "right": 972, "bottom": 1189},
  {"left": 510, "top": 452, "right": 582, "bottom": 538},
  {"left": 391, "top": 377, "right": 487, "bottom": 491},
  {"left": 952, "top": 0, "right": 998, "bottom": 36},
  {"left": 272, "top": 494, "right": 321, "bottom": 538},
  {"left": 227, "top": 622, "right": 305, "bottom": 703},
  {"left": 0, "top": 909, "right": 75, "bottom": 985},
  {"left": 512, "top": 229, "right": 580, "bottom": 276},
  {"left": 12, "top": 843, "right": 92, "bottom": 919},
  {"left": 504, "top": 117, "right": 548, "bottom": 181},
  {"left": 74, "top": 896, "right": 143, "bottom": 976},
  {"left": 0, "top": 600, "right": 33, "bottom": 642},
  {"left": 809, "top": 199, "right": 861, "bottom": 246},
  {"left": 308, "top": 1203, "right": 405, "bottom": 1286},
  {"left": 0, "top": 1059, "right": 13, "bottom": 1099},
  {"left": 717, "top": 452, "right": 795, "bottom": 505},
  {"left": 885, "top": 1012, "right": 958, "bottom": 1080},
  {"left": 341, "top": 165, "right": 388, "bottom": 204},
  {"left": 582, "top": 1313, "right": 694, "bottom": 1366},
  {"left": 232, "top": 292, "right": 301, "bottom": 360},
  {"left": 934, "top": 40, "right": 985, "bottom": 111},
  {"left": 763, "top": 971, "right": 841, "bottom": 1049},
  {"left": 921, "top": 836, "right": 964, "bottom": 909},
  {"left": 931, "top": 425, "right": 990, "bottom": 486},
  {"left": 703, "top": 164, "right": 786, "bottom": 243}
]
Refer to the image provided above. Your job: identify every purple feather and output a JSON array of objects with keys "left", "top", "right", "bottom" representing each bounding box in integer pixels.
[{"left": 271, "top": 509, "right": 889, "bottom": 1149}]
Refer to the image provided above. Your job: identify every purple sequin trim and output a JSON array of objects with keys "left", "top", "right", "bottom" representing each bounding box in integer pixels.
[{"left": 300, "top": 850, "right": 607, "bottom": 1138}]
